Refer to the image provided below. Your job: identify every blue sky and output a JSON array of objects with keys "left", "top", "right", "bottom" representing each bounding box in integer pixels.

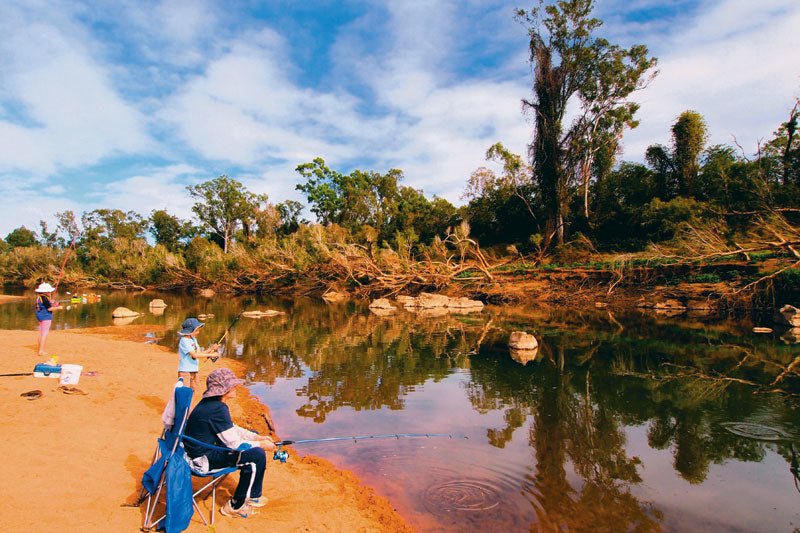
[{"left": 1, "top": 0, "right": 798, "bottom": 237}]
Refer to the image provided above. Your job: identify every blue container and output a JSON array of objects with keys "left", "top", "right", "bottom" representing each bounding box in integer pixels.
[{"left": 33, "top": 363, "right": 62, "bottom": 377}]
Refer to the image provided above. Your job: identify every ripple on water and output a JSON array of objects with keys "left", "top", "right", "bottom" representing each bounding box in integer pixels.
[{"left": 423, "top": 479, "right": 503, "bottom": 513}]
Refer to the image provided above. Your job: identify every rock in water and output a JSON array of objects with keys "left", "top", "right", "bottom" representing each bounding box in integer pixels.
[
  {"left": 112, "top": 306, "right": 140, "bottom": 318},
  {"left": 369, "top": 298, "right": 396, "bottom": 310},
  {"left": 508, "top": 331, "right": 539, "bottom": 351},
  {"left": 774, "top": 304, "right": 800, "bottom": 327},
  {"left": 149, "top": 299, "right": 167, "bottom": 308}
]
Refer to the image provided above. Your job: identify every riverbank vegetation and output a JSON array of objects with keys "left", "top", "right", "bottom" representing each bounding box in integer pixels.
[{"left": 1, "top": 1, "right": 798, "bottom": 309}]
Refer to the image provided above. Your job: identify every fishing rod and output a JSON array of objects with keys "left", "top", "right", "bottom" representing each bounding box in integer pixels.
[
  {"left": 271, "top": 433, "right": 467, "bottom": 463},
  {"left": 209, "top": 313, "right": 243, "bottom": 362},
  {"left": 54, "top": 235, "right": 78, "bottom": 293}
]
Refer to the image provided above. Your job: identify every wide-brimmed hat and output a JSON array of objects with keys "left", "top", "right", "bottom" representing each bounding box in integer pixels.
[
  {"left": 202, "top": 368, "right": 245, "bottom": 398},
  {"left": 178, "top": 317, "right": 205, "bottom": 336},
  {"left": 35, "top": 282, "right": 56, "bottom": 293}
]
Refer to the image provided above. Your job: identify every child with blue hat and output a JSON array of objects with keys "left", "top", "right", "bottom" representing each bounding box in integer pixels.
[{"left": 177, "top": 317, "right": 220, "bottom": 389}]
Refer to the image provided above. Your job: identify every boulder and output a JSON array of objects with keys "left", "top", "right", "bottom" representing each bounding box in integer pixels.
[
  {"left": 198, "top": 288, "right": 215, "bottom": 298},
  {"left": 416, "top": 293, "right": 451, "bottom": 309},
  {"left": 197, "top": 313, "right": 215, "bottom": 320},
  {"left": 446, "top": 297, "right": 484, "bottom": 310},
  {"left": 508, "top": 331, "right": 539, "bottom": 351},
  {"left": 321, "top": 291, "right": 348, "bottom": 302},
  {"left": 369, "top": 298, "right": 396, "bottom": 310},
  {"left": 774, "top": 304, "right": 800, "bottom": 327},
  {"left": 654, "top": 299, "right": 686, "bottom": 310},
  {"left": 241, "top": 310, "right": 284, "bottom": 318},
  {"left": 752, "top": 327, "right": 773, "bottom": 334},
  {"left": 149, "top": 299, "right": 167, "bottom": 308},
  {"left": 395, "top": 295, "right": 416, "bottom": 307},
  {"left": 112, "top": 306, "right": 141, "bottom": 318}
]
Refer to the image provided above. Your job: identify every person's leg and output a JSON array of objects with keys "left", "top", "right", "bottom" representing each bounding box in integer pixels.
[
  {"left": 177, "top": 371, "right": 192, "bottom": 386},
  {"left": 38, "top": 320, "right": 52, "bottom": 356},
  {"left": 231, "top": 447, "right": 267, "bottom": 508}
]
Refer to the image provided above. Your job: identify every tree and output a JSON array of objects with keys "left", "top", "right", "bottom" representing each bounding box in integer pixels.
[
  {"left": 672, "top": 110, "right": 708, "bottom": 197},
  {"left": 186, "top": 176, "right": 263, "bottom": 253},
  {"left": 150, "top": 209, "right": 193, "bottom": 252},
  {"left": 296, "top": 158, "right": 408, "bottom": 241},
  {"left": 5, "top": 226, "right": 37, "bottom": 248},
  {"left": 55, "top": 211, "right": 80, "bottom": 248},
  {"left": 276, "top": 200, "right": 305, "bottom": 235},
  {"left": 81, "top": 209, "right": 147, "bottom": 242},
  {"left": 38, "top": 221, "right": 58, "bottom": 248},
  {"left": 516, "top": 0, "right": 657, "bottom": 247},
  {"left": 645, "top": 111, "right": 708, "bottom": 200}
]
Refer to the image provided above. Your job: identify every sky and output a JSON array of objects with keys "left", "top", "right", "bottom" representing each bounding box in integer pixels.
[{"left": 1, "top": 0, "right": 798, "bottom": 238}]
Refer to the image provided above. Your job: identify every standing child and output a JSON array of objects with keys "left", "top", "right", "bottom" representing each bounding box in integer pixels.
[
  {"left": 34, "top": 282, "right": 61, "bottom": 357},
  {"left": 177, "top": 318, "right": 219, "bottom": 389}
]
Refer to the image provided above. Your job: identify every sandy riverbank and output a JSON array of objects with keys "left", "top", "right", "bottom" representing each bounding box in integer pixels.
[{"left": 0, "top": 327, "right": 411, "bottom": 532}]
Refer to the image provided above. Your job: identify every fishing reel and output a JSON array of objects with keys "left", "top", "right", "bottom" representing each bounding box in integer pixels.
[{"left": 273, "top": 446, "right": 289, "bottom": 463}]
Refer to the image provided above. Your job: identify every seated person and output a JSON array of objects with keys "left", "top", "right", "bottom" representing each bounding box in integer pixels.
[{"left": 183, "top": 368, "right": 276, "bottom": 518}]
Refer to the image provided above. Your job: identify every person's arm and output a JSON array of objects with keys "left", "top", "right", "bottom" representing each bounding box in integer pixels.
[
  {"left": 217, "top": 424, "right": 276, "bottom": 451},
  {"left": 187, "top": 339, "right": 217, "bottom": 359}
]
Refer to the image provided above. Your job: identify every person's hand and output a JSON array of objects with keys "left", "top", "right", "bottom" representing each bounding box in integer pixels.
[{"left": 259, "top": 439, "right": 276, "bottom": 452}]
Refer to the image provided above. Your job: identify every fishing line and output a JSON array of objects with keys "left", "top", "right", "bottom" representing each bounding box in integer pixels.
[
  {"left": 209, "top": 312, "right": 243, "bottom": 362},
  {"left": 271, "top": 433, "right": 467, "bottom": 463},
  {"left": 54, "top": 235, "right": 77, "bottom": 292}
]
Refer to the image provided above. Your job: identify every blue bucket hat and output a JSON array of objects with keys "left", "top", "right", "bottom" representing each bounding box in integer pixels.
[{"left": 178, "top": 317, "right": 205, "bottom": 336}]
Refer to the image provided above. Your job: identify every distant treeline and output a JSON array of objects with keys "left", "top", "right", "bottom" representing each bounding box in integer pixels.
[{"left": 2, "top": 1, "right": 798, "bottom": 294}]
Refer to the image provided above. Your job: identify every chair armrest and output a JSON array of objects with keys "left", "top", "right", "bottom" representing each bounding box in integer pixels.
[{"left": 181, "top": 434, "right": 242, "bottom": 464}]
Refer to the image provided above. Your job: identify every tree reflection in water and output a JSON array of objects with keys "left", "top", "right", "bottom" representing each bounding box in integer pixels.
[{"left": 206, "top": 299, "right": 798, "bottom": 530}]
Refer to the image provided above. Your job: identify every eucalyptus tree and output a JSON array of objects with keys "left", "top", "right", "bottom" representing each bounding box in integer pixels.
[
  {"left": 187, "top": 175, "right": 265, "bottom": 253},
  {"left": 645, "top": 111, "right": 708, "bottom": 199},
  {"left": 516, "top": 0, "right": 657, "bottom": 247},
  {"left": 149, "top": 209, "right": 194, "bottom": 252}
]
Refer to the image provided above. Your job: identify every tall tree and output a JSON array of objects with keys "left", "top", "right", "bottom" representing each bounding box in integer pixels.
[
  {"left": 516, "top": 0, "right": 657, "bottom": 247},
  {"left": 187, "top": 175, "right": 263, "bottom": 253},
  {"left": 672, "top": 110, "right": 707, "bottom": 197},
  {"left": 149, "top": 209, "right": 193, "bottom": 252},
  {"left": 5, "top": 226, "right": 37, "bottom": 248}
]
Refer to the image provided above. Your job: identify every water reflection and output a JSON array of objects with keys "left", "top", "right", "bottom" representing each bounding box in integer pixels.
[{"left": 1, "top": 291, "right": 798, "bottom": 530}]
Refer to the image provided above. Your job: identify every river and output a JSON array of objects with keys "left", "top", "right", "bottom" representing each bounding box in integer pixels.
[{"left": 2, "top": 289, "right": 798, "bottom": 531}]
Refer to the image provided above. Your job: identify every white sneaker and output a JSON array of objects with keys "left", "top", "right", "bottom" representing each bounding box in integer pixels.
[
  {"left": 220, "top": 500, "right": 255, "bottom": 518},
  {"left": 247, "top": 496, "right": 268, "bottom": 508}
]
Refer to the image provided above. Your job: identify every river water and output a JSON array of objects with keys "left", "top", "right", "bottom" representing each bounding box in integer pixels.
[{"left": 2, "top": 289, "right": 799, "bottom": 531}]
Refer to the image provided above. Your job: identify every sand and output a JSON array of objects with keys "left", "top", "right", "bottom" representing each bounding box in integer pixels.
[{"left": 0, "top": 327, "right": 412, "bottom": 532}]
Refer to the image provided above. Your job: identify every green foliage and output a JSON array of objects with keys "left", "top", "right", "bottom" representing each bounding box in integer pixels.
[
  {"left": 150, "top": 209, "right": 193, "bottom": 252},
  {"left": 185, "top": 237, "right": 228, "bottom": 281},
  {"left": 516, "top": 0, "right": 657, "bottom": 246},
  {"left": 778, "top": 268, "right": 800, "bottom": 288},
  {"left": 640, "top": 197, "right": 710, "bottom": 242},
  {"left": 5, "top": 226, "right": 38, "bottom": 248},
  {"left": 672, "top": 110, "right": 708, "bottom": 197},
  {"left": 0, "top": 245, "right": 59, "bottom": 285},
  {"left": 187, "top": 175, "right": 266, "bottom": 253},
  {"left": 296, "top": 158, "right": 455, "bottom": 248}
]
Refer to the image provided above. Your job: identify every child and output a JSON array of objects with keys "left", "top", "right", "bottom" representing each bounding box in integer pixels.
[
  {"left": 177, "top": 317, "right": 219, "bottom": 389},
  {"left": 34, "top": 282, "right": 62, "bottom": 357}
]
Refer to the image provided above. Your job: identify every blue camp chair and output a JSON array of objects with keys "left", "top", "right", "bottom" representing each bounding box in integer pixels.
[{"left": 140, "top": 383, "right": 242, "bottom": 532}]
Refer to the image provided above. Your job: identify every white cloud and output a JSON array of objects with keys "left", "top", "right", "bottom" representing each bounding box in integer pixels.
[
  {"left": 611, "top": 0, "right": 800, "bottom": 160},
  {"left": 0, "top": 3, "right": 152, "bottom": 176}
]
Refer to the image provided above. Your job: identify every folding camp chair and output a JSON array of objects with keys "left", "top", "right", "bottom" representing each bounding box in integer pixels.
[{"left": 140, "top": 383, "right": 243, "bottom": 531}]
